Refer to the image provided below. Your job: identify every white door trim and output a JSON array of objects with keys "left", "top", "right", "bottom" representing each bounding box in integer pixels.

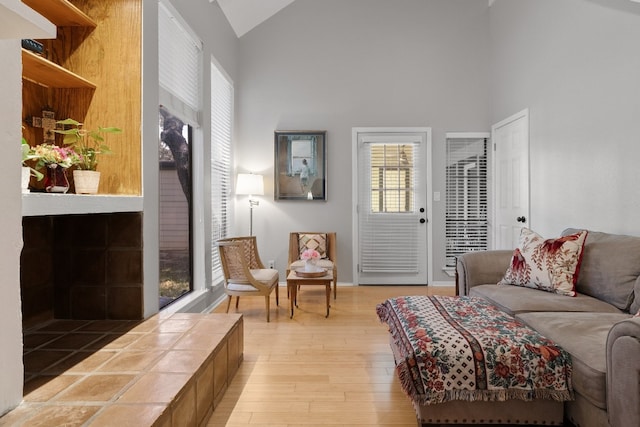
[{"left": 351, "top": 127, "right": 433, "bottom": 286}]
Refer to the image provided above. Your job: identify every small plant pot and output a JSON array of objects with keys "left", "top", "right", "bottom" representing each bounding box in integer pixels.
[{"left": 73, "top": 170, "right": 100, "bottom": 194}]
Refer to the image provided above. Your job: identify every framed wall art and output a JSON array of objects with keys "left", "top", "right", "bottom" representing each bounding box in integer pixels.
[{"left": 274, "top": 130, "right": 327, "bottom": 201}]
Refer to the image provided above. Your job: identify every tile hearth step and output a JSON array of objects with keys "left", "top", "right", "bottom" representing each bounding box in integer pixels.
[{"left": 1, "top": 313, "right": 243, "bottom": 426}]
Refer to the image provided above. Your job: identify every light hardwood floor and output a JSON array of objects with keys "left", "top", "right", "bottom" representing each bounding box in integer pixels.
[{"left": 207, "top": 284, "right": 456, "bottom": 427}]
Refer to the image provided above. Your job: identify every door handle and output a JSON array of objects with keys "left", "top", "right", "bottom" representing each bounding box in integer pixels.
[
  {"left": 517, "top": 216, "right": 526, "bottom": 223},
  {"left": 420, "top": 218, "right": 426, "bottom": 224}
]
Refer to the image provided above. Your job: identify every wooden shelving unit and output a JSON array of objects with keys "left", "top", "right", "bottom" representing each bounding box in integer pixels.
[
  {"left": 22, "top": 0, "right": 142, "bottom": 198},
  {"left": 21, "top": 49, "right": 96, "bottom": 88},
  {"left": 22, "top": 0, "right": 96, "bottom": 27}
]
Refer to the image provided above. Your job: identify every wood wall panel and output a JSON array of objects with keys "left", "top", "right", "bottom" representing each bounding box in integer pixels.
[
  {"left": 22, "top": 0, "right": 142, "bottom": 195},
  {"left": 69, "top": 0, "right": 142, "bottom": 195}
]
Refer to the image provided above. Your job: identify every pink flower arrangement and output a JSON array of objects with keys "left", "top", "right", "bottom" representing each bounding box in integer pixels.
[
  {"left": 32, "top": 143, "right": 82, "bottom": 169},
  {"left": 301, "top": 248, "right": 320, "bottom": 261}
]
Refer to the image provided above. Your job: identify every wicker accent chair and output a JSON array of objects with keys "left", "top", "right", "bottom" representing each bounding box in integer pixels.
[
  {"left": 217, "top": 236, "right": 279, "bottom": 322},
  {"left": 287, "top": 232, "right": 337, "bottom": 299}
]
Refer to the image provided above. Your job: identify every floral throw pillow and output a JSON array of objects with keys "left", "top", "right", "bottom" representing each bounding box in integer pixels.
[
  {"left": 298, "top": 233, "right": 328, "bottom": 259},
  {"left": 498, "top": 228, "right": 588, "bottom": 297}
]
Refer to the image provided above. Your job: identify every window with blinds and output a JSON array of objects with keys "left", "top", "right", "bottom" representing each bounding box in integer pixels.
[
  {"left": 158, "top": 0, "right": 202, "bottom": 125},
  {"left": 158, "top": 1, "right": 202, "bottom": 307},
  {"left": 210, "top": 61, "right": 233, "bottom": 283},
  {"left": 445, "top": 137, "right": 488, "bottom": 267}
]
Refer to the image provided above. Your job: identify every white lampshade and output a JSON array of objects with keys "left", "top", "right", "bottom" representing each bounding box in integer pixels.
[{"left": 236, "top": 173, "right": 264, "bottom": 196}]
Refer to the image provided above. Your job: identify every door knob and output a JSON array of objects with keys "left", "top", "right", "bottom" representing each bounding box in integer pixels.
[
  {"left": 517, "top": 216, "right": 526, "bottom": 223},
  {"left": 420, "top": 218, "right": 426, "bottom": 224}
]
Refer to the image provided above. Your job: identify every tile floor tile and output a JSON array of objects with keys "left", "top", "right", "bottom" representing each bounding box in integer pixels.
[
  {"left": 44, "top": 350, "right": 117, "bottom": 375},
  {"left": 118, "top": 372, "right": 190, "bottom": 404},
  {"left": 151, "top": 350, "right": 209, "bottom": 373},
  {"left": 54, "top": 374, "right": 135, "bottom": 402},
  {"left": 98, "top": 350, "right": 164, "bottom": 373},
  {"left": 23, "top": 374, "right": 84, "bottom": 402},
  {"left": 20, "top": 405, "right": 100, "bottom": 427}
]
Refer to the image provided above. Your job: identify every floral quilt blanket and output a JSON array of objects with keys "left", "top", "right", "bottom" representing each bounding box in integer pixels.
[{"left": 376, "top": 296, "right": 573, "bottom": 406}]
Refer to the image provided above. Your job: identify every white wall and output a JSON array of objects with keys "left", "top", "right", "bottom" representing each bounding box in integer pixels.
[
  {"left": 235, "top": 0, "right": 491, "bottom": 283},
  {"left": 490, "top": 0, "right": 640, "bottom": 237},
  {"left": 0, "top": 39, "right": 25, "bottom": 415}
]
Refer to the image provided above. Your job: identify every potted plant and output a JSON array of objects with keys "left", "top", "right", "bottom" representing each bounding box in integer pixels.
[
  {"left": 54, "top": 118, "right": 122, "bottom": 194},
  {"left": 31, "top": 143, "right": 82, "bottom": 193},
  {"left": 21, "top": 136, "right": 43, "bottom": 192}
]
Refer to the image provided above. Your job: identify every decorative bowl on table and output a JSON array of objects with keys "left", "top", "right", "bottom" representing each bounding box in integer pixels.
[{"left": 294, "top": 268, "right": 327, "bottom": 278}]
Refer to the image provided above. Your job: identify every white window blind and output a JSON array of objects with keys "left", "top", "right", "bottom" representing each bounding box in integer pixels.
[
  {"left": 210, "top": 61, "right": 233, "bottom": 282},
  {"left": 445, "top": 137, "right": 488, "bottom": 267},
  {"left": 359, "top": 138, "right": 421, "bottom": 273},
  {"left": 158, "top": 0, "right": 202, "bottom": 125}
]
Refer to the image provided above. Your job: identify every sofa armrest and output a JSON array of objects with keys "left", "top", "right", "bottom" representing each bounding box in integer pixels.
[
  {"left": 606, "top": 317, "right": 640, "bottom": 427},
  {"left": 455, "top": 250, "right": 513, "bottom": 296}
]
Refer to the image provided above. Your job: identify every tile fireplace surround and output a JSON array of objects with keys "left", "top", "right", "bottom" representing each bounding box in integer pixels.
[
  {"left": 9, "top": 211, "right": 243, "bottom": 426},
  {"left": 21, "top": 212, "right": 145, "bottom": 328},
  {"left": 1, "top": 312, "right": 243, "bottom": 426}
]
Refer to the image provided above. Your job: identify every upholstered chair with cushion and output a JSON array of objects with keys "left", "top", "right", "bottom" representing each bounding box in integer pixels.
[
  {"left": 217, "top": 236, "right": 279, "bottom": 322},
  {"left": 287, "top": 232, "right": 337, "bottom": 299}
]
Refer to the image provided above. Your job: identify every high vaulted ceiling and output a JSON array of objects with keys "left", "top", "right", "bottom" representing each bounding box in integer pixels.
[
  {"left": 215, "top": 0, "right": 640, "bottom": 38},
  {"left": 214, "top": 0, "right": 297, "bottom": 37}
]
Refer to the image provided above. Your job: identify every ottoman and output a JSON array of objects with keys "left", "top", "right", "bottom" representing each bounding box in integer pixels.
[{"left": 377, "top": 296, "right": 572, "bottom": 426}]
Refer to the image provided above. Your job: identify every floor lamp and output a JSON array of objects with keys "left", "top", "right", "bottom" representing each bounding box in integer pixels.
[{"left": 236, "top": 173, "right": 264, "bottom": 236}]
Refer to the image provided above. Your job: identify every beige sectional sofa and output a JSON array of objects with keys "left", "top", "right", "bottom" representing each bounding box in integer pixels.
[{"left": 456, "top": 228, "right": 640, "bottom": 427}]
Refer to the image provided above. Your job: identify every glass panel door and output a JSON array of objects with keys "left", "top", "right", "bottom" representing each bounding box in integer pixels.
[{"left": 356, "top": 130, "right": 430, "bottom": 285}]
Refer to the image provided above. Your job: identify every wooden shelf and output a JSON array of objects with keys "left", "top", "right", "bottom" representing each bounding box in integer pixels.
[
  {"left": 22, "top": 0, "right": 96, "bottom": 28},
  {"left": 22, "top": 49, "right": 96, "bottom": 88}
]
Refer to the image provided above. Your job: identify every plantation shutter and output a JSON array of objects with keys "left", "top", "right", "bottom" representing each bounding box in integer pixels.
[
  {"left": 358, "top": 136, "right": 422, "bottom": 273},
  {"left": 445, "top": 135, "right": 488, "bottom": 267},
  {"left": 210, "top": 61, "right": 233, "bottom": 283},
  {"left": 158, "top": 0, "right": 202, "bottom": 126}
]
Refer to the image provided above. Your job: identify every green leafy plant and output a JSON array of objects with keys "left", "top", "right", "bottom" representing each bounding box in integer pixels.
[
  {"left": 21, "top": 136, "right": 44, "bottom": 180},
  {"left": 54, "top": 118, "right": 122, "bottom": 171}
]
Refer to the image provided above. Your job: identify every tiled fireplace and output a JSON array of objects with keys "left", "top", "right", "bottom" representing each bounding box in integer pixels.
[
  {"left": 7, "top": 213, "right": 243, "bottom": 426},
  {"left": 21, "top": 212, "right": 144, "bottom": 329}
]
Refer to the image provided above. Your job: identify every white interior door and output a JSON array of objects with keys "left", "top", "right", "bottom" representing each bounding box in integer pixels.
[
  {"left": 492, "top": 109, "right": 530, "bottom": 249},
  {"left": 352, "top": 128, "right": 431, "bottom": 285}
]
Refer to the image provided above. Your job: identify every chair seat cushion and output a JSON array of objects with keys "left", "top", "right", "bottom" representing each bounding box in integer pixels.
[
  {"left": 249, "top": 268, "right": 279, "bottom": 285},
  {"left": 227, "top": 283, "right": 262, "bottom": 292}
]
